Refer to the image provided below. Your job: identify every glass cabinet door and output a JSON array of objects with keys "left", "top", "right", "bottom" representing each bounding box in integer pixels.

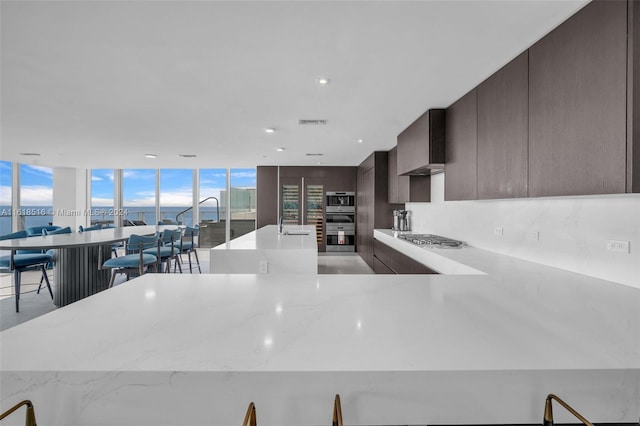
[
  {"left": 305, "top": 184, "right": 324, "bottom": 245},
  {"left": 281, "top": 183, "right": 300, "bottom": 224}
]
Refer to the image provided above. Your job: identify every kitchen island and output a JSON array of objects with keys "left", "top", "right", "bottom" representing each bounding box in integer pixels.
[
  {"left": 209, "top": 224, "right": 317, "bottom": 274},
  {"left": 1, "top": 243, "right": 638, "bottom": 425}
]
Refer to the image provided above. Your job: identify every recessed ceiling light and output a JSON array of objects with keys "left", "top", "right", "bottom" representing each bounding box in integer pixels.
[
  {"left": 19, "top": 152, "right": 40, "bottom": 156},
  {"left": 178, "top": 154, "right": 197, "bottom": 158},
  {"left": 264, "top": 128, "right": 275, "bottom": 134},
  {"left": 276, "top": 147, "right": 285, "bottom": 152},
  {"left": 357, "top": 139, "right": 364, "bottom": 143},
  {"left": 316, "top": 77, "right": 330, "bottom": 85},
  {"left": 145, "top": 154, "right": 157, "bottom": 158}
]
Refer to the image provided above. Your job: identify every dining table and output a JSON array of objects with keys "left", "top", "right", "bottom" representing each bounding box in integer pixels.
[{"left": 0, "top": 225, "right": 172, "bottom": 307}]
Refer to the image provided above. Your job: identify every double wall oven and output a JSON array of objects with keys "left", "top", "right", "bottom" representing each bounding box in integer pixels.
[{"left": 325, "top": 191, "right": 355, "bottom": 252}]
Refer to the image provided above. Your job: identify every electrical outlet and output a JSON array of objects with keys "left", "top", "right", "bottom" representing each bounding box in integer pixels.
[
  {"left": 493, "top": 227, "right": 504, "bottom": 237},
  {"left": 526, "top": 231, "right": 539, "bottom": 241},
  {"left": 259, "top": 260, "right": 269, "bottom": 273},
  {"left": 607, "top": 240, "right": 630, "bottom": 254}
]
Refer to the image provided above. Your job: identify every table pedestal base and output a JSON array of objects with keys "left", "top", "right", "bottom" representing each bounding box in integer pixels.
[{"left": 53, "top": 244, "right": 111, "bottom": 307}]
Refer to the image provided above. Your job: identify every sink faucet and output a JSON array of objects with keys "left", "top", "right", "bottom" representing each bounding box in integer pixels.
[{"left": 279, "top": 215, "right": 284, "bottom": 234}]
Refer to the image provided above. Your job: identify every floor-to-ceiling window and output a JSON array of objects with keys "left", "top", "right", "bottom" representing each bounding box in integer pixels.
[
  {"left": 0, "top": 161, "right": 12, "bottom": 235},
  {"left": 122, "top": 169, "right": 156, "bottom": 225},
  {"left": 229, "top": 168, "right": 256, "bottom": 241},
  {"left": 19, "top": 164, "right": 53, "bottom": 230},
  {"left": 90, "top": 169, "right": 115, "bottom": 226},
  {"left": 160, "top": 169, "right": 193, "bottom": 226},
  {"left": 198, "top": 169, "right": 226, "bottom": 247}
]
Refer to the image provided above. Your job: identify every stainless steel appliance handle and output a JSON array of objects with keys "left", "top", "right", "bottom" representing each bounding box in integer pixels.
[{"left": 301, "top": 177, "right": 305, "bottom": 225}]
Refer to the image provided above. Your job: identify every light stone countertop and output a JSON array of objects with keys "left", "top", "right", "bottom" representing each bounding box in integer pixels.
[
  {"left": 209, "top": 225, "right": 318, "bottom": 274},
  {"left": 1, "top": 229, "right": 638, "bottom": 425},
  {"left": 211, "top": 224, "right": 318, "bottom": 251}
]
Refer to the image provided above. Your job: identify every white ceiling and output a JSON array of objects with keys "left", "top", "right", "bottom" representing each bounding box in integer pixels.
[{"left": 1, "top": 0, "right": 589, "bottom": 169}]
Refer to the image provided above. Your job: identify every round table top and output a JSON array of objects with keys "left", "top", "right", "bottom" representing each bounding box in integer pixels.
[{"left": 0, "top": 225, "right": 175, "bottom": 250}]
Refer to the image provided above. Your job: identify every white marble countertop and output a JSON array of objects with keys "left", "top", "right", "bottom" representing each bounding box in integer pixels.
[
  {"left": 211, "top": 224, "right": 317, "bottom": 251},
  {"left": 1, "top": 230, "right": 639, "bottom": 425},
  {"left": 2, "top": 273, "right": 638, "bottom": 372}
]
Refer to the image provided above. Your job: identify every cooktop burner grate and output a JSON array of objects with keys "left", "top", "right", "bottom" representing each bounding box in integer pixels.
[{"left": 397, "top": 233, "right": 465, "bottom": 248}]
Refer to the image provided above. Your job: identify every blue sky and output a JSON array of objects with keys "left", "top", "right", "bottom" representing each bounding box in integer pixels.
[
  {"left": 0, "top": 162, "right": 54, "bottom": 206},
  {"left": 2, "top": 163, "right": 256, "bottom": 207}
]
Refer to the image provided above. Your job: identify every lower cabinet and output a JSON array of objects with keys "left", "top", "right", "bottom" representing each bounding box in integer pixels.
[{"left": 373, "top": 239, "right": 437, "bottom": 274}]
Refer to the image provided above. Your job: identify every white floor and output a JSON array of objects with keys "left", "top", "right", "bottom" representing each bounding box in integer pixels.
[{"left": 0, "top": 252, "right": 372, "bottom": 331}]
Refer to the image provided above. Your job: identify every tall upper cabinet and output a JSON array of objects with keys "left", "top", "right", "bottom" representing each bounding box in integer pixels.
[
  {"left": 445, "top": 89, "right": 477, "bottom": 201},
  {"left": 528, "top": 0, "right": 629, "bottom": 196},
  {"left": 477, "top": 52, "right": 528, "bottom": 199}
]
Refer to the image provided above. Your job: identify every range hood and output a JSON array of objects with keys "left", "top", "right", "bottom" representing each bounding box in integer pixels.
[{"left": 397, "top": 109, "right": 446, "bottom": 176}]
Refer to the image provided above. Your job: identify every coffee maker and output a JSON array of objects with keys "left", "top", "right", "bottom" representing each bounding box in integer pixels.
[{"left": 393, "top": 209, "right": 410, "bottom": 231}]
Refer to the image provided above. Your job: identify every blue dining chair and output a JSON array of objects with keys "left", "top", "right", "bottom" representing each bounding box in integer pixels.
[
  {"left": 39, "top": 226, "right": 72, "bottom": 293},
  {"left": 79, "top": 224, "right": 121, "bottom": 257},
  {"left": 175, "top": 226, "right": 201, "bottom": 273},
  {"left": 102, "top": 234, "right": 158, "bottom": 287},
  {"left": 0, "top": 230, "right": 53, "bottom": 312},
  {"left": 78, "top": 224, "right": 103, "bottom": 232},
  {"left": 25, "top": 225, "right": 60, "bottom": 237},
  {"left": 144, "top": 229, "right": 182, "bottom": 273},
  {"left": 42, "top": 226, "right": 72, "bottom": 236}
]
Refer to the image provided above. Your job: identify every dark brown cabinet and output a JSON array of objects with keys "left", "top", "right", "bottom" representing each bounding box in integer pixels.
[
  {"left": 445, "top": 89, "right": 478, "bottom": 201},
  {"left": 388, "top": 146, "right": 430, "bottom": 203},
  {"left": 528, "top": 0, "right": 628, "bottom": 197},
  {"left": 477, "top": 52, "right": 529, "bottom": 199},
  {"left": 631, "top": 0, "right": 640, "bottom": 193},
  {"left": 256, "top": 166, "right": 279, "bottom": 228},
  {"left": 357, "top": 152, "right": 397, "bottom": 269},
  {"left": 397, "top": 109, "right": 446, "bottom": 176},
  {"left": 373, "top": 239, "right": 437, "bottom": 274}
]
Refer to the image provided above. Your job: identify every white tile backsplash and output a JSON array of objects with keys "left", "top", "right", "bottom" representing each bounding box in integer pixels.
[{"left": 407, "top": 173, "right": 640, "bottom": 288}]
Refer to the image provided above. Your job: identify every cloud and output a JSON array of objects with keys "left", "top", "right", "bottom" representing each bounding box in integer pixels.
[
  {"left": 91, "top": 176, "right": 103, "bottom": 181},
  {"left": 0, "top": 185, "right": 11, "bottom": 204},
  {"left": 18, "top": 185, "right": 53, "bottom": 205},
  {"left": 230, "top": 170, "right": 257, "bottom": 179},
  {"left": 90, "top": 197, "right": 114, "bottom": 207},
  {"left": 200, "top": 188, "right": 224, "bottom": 199},
  {"left": 22, "top": 165, "right": 53, "bottom": 177},
  {"left": 123, "top": 170, "right": 155, "bottom": 180}
]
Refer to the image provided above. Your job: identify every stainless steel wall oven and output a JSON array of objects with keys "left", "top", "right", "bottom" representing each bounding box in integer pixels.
[{"left": 325, "top": 192, "right": 355, "bottom": 252}]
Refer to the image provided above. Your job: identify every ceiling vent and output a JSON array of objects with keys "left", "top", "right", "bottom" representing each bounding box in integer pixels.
[
  {"left": 298, "top": 119, "right": 327, "bottom": 126},
  {"left": 305, "top": 153, "right": 324, "bottom": 156}
]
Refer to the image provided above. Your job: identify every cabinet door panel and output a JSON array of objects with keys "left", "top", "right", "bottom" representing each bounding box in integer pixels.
[
  {"left": 529, "top": 0, "right": 627, "bottom": 196},
  {"left": 257, "top": 166, "right": 278, "bottom": 228},
  {"left": 445, "top": 89, "right": 477, "bottom": 200},
  {"left": 477, "top": 52, "right": 528, "bottom": 199}
]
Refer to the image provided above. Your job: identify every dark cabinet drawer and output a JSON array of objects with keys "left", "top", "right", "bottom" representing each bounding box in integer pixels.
[{"left": 373, "top": 239, "right": 437, "bottom": 274}]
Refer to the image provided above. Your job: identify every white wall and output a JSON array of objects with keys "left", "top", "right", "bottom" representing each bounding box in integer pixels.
[
  {"left": 407, "top": 173, "right": 640, "bottom": 288},
  {"left": 52, "top": 167, "right": 89, "bottom": 231}
]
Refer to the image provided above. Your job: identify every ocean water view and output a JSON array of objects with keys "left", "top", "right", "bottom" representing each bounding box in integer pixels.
[{"left": 0, "top": 205, "right": 222, "bottom": 235}]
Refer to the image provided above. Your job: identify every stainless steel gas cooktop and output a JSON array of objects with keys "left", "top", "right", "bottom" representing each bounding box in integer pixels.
[{"left": 397, "top": 233, "right": 465, "bottom": 249}]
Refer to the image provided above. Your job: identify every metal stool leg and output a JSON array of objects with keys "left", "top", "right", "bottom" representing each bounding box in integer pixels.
[{"left": 40, "top": 265, "right": 53, "bottom": 298}]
